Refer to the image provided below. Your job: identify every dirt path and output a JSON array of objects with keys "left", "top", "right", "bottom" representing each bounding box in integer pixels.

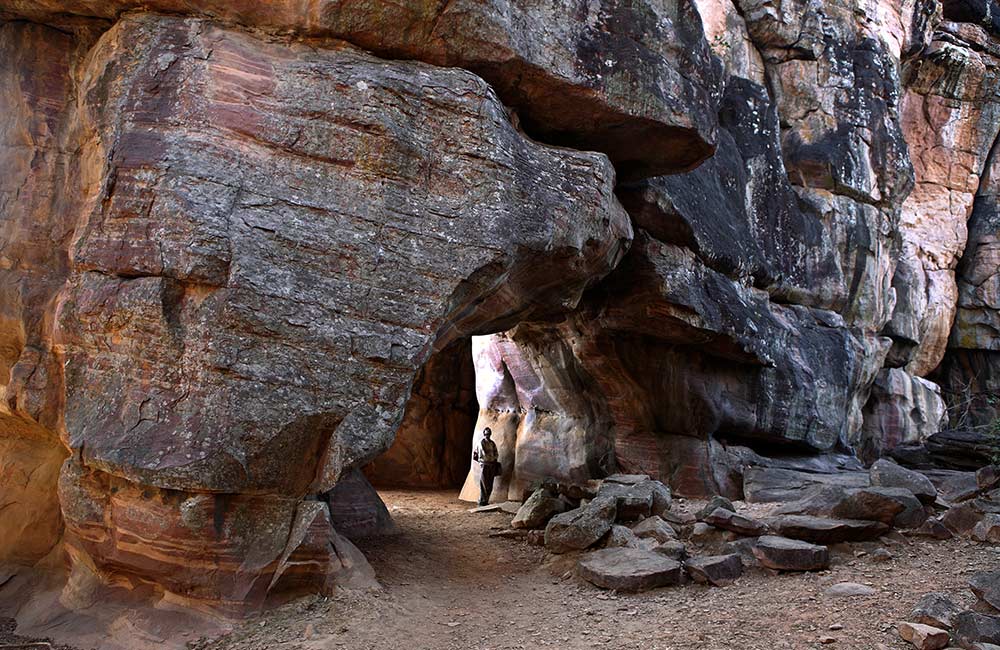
[{"left": 203, "top": 490, "right": 1000, "bottom": 650}]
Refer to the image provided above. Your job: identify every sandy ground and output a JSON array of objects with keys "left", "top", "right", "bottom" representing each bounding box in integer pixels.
[{"left": 183, "top": 489, "right": 1000, "bottom": 650}]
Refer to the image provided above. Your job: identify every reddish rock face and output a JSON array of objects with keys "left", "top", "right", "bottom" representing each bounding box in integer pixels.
[{"left": 1, "top": 0, "right": 720, "bottom": 181}]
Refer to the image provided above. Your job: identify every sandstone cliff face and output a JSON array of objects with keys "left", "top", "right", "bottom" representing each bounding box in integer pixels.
[{"left": 4, "top": 0, "right": 1000, "bottom": 624}]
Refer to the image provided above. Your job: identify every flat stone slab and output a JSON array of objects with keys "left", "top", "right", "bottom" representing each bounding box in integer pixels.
[
  {"left": 752, "top": 535, "right": 829, "bottom": 571},
  {"left": 684, "top": 554, "right": 743, "bottom": 586},
  {"left": 954, "top": 612, "right": 1000, "bottom": 648},
  {"left": 767, "top": 515, "right": 889, "bottom": 544},
  {"left": 744, "top": 467, "right": 869, "bottom": 503},
  {"left": 578, "top": 548, "right": 684, "bottom": 592},
  {"left": 703, "top": 508, "right": 767, "bottom": 536}
]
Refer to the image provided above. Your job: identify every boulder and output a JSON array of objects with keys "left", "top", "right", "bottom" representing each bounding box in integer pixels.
[
  {"left": 871, "top": 459, "right": 938, "bottom": 505},
  {"left": 577, "top": 548, "right": 684, "bottom": 592},
  {"left": 911, "top": 592, "right": 963, "bottom": 630},
  {"left": 702, "top": 508, "right": 768, "bottom": 536},
  {"left": 744, "top": 468, "right": 870, "bottom": 503},
  {"left": 767, "top": 515, "right": 890, "bottom": 544},
  {"left": 544, "top": 496, "right": 617, "bottom": 554},
  {"left": 914, "top": 518, "right": 955, "bottom": 541},
  {"left": 685, "top": 554, "right": 743, "bottom": 586},
  {"left": 696, "top": 496, "right": 736, "bottom": 521},
  {"left": 954, "top": 612, "right": 1000, "bottom": 648},
  {"left": 979, "top": 466, "right": 1000, "bottom": 492},
  {"left": 653, "top": 541, "right": 689, "bottom": 561},
  {"left": 603, "top": 525, "right": 644, "bottom": 549},
  {"left": 323, "top": 469, "right": 398, "bottom": 539},
  {"left": 832, "top": 487, "right": 928, "bottom": 529},
  {"left": 752, "top": 536, "right": 830, "bottom": 572},
  {"left": 898, "top": 622, "right": 951, "bottom": 650},
  {"left": 974, "top": 515, "right": 1000, "bottom": 543},
  {"left": 512, "top": 489, "right": 568, "bottom": 530},
  {"left": 944, "top": 503, "right": 988, "bottom": 536},
  {"left": 971, "top": 572, "right": 1000, "bottom": 612},
  {"left": 597, "top": 481, "right": 653, "bottom": 522},
  {"left": 631, "top": 516, "right": 678, "bottom": 544}
]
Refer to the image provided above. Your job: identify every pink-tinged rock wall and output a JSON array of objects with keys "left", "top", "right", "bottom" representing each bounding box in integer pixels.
[{"left": 7, "top": 0, "right": 1000, "bottom": 631}]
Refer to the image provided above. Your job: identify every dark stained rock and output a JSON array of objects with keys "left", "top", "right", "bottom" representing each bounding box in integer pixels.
[
  {"left": 925, "top": 430, "right": 1000, "bottom": 471},
  {"left": 578, "top": 548, "right": 685, "bottom": 592},
  {"left": 914, "top": 518, "right": 955, "bottom": 540},
  {"left": 684, "top": 554, "right": 743, "bottom": 586},
  {"left": 1, "top": 0, "right": 720, "bottom": 182},
  {"left": 322, "top": 469, "right": 398, "bottom": 540},
  {"left": 871, "top": 459, "right": 939, "bottom": 505},
  {"left": 954, "top": 611, "right": 1000, "bottom": 648},
  {"left": 767, "top": 515, "right": 889, "bottom": 544},
  {"left": 832, "top": 487, "right": 928, "bottom": 529},
  {"left": 512, "top": 489, "right": 568, "bottom": 530},
  {"left": 545, "top": 497, "right": 618, "bottom": 554},
  {"left": 752, "top": 536, "right": 830, "bottom": 572},
  {"left": 54, "top": 13, "right": 632, "bottom": 608},
  {"left": 702, "top": 508, "right": 768, "bottom": 537},
  {"left": 603, "top": 525, "right": 644, "bottom": 549},
  {"left": 980, "top": 466, "right": 1000, "bottom": 491},
  {"left": 974, "top": 515, "right": 1000, "bottom": 543},
  {"left": 971, "top": 572, "right": 1000, "bottom": 613},
  {"left": 653, "top": 540, "right": 689, "bottom": 561},
  {"left": 944, "top": 503, "right": 990, "bottom": 536},
  {"left": 696, "top": 496, "right": 736, "bottom": 521},
  {"left": 598, "top": 478, "right": 673, "bottom": 521},
  {"left": 631, "top": 516, "right": 679, "bottom": 543},
  {"left": 911, "top": 592, "right": 964, "bottom": 630}
]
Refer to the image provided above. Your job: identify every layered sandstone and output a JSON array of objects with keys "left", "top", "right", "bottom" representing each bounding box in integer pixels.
[{"left": 5, "top": 0, "right": 1000, "bottom": 634}]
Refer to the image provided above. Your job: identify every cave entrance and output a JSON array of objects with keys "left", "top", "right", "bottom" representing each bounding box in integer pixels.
[
  {"left": 326, "top": 338, "right": 484, "bottom": 543},
  {"left": 364, "top": 337, "right": 479, "bottom": 493}
]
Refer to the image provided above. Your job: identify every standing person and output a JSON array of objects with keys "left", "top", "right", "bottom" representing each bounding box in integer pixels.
[{"left": 472, "top": 427, "right": 500, "bottom": 506}]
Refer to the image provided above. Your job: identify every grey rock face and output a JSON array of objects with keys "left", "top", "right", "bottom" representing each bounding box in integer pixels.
[{"left": 971, "top": 572, "right": 1000, "bottom": 612}]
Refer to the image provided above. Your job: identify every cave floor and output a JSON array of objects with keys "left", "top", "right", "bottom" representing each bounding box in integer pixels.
[{"left": 195, "top": 490, "right": 999, "bottom": 650}]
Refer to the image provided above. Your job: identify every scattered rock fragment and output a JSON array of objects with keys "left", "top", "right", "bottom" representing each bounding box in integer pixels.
[
  {"left": 971, "top": 572, "right": 1000, "bottom": 613},
  {"left": 685, "top": 554, "right": 743, "bottom": 586},
  {"left": 653, "top": 541, "right": 688, "bottom": 561},
  {"left": 914, "top": 518, "right": 954, "bottom": 540},
  {"left": 911, "top": 592, "right": 963, "bottom": 630},
  {"left": 871, "top": 459, "right": 938, "bottom": 505},
  {"left": 767, "top": 515, "right": 889, "bottom": 544},
  {"left": 973, "top": 515, "right": 1000, "bottom": 543},
  {"left": 578, "top": 548, "right": 684, "bottom": 592},
  {"left": 603, "top": 524, "right": 643, "bottom": 549},
  {"left": 545, "top": 496, "right": 617, "bottom": 553},
  {"left": 832, "top": 487, "right": 927, "bottom": 529},
  {"left": 632, "top": 516, "right": 678, "bottom": 543},
  {"left": 979, "top": 466, "right": 1000, "bottom": 492},
  {"left": 752, "top": 536, "right": 830, "bottom": 571},
  {"left": 898, "top": 621, "right": 950, "bottom": 650},
  {"left": 696, "top": 496, "right": 735, "bottom": 521},
  {"left": 953, "top": 611, "right": 1000, "bottom": 648},
  {"left": 512, "top": 489, "right": 567, "bottom": 529},
  {"left": 702, "top": 508, "right": 767, "bottom": 536}
]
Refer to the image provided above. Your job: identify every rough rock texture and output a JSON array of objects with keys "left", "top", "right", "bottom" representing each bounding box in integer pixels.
[
  {"left": 0, "top": 0, "right": 720, "bottom": 182},
  {"left": 11, "top": 0, "right": 1000, "bottom": 631},
  {"left": 752, "top": 536, "right": 830, "bottom": 572},
  {"left": 577, "top": 548, "right": 685, "bottom": 592},
  {"left": 912, "top": 592, "right": 964, "bottom": 630},
  {"left": 859, "top": 370, "right": 948, "bottom": 463}
]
